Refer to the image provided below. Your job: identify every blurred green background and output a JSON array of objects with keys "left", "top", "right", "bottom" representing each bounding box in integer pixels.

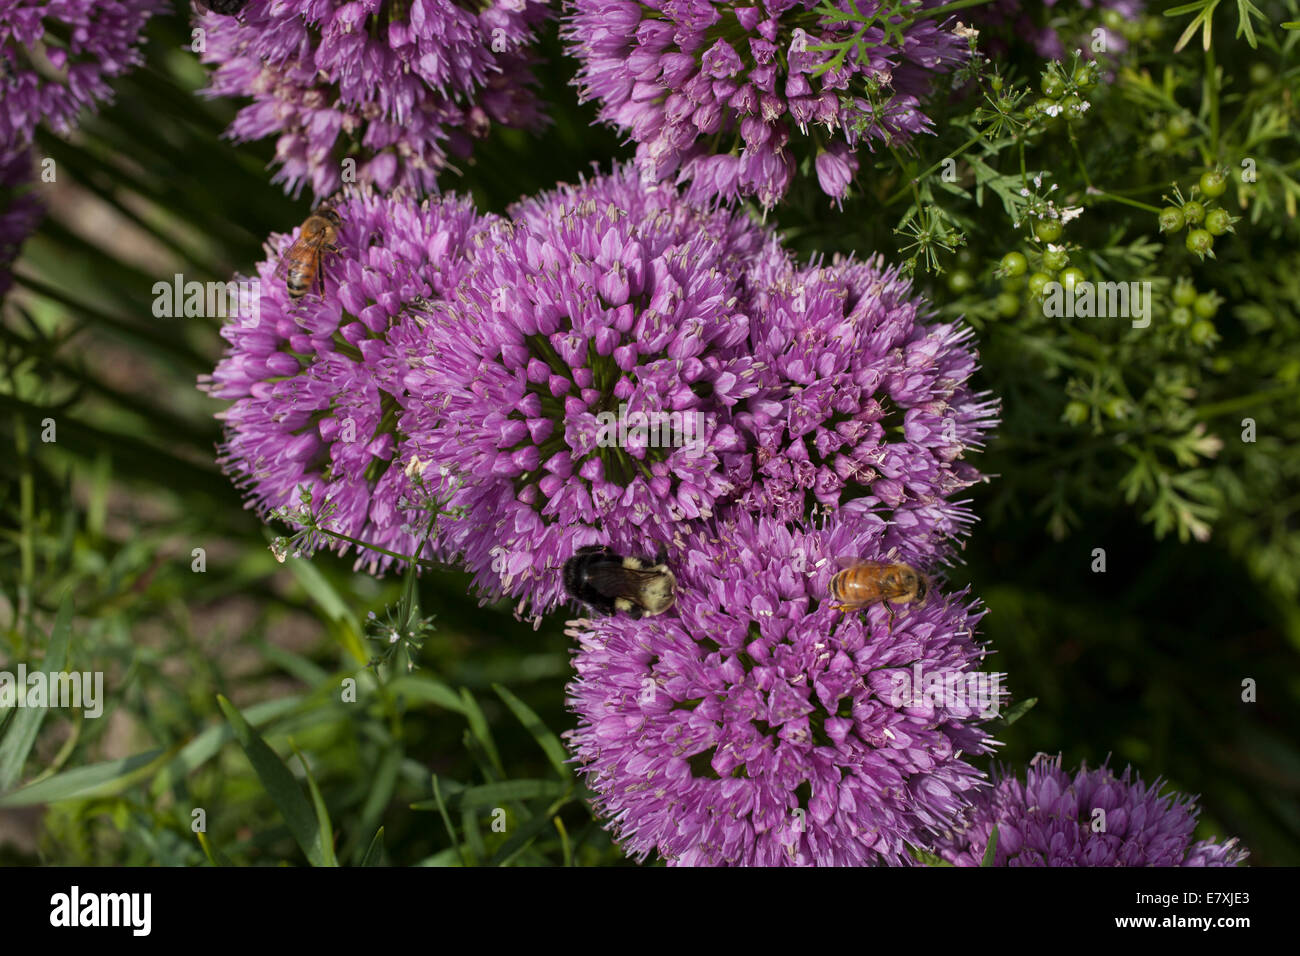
[{"left": 0, "top": 5, "right": 1297, "bottom": 865}]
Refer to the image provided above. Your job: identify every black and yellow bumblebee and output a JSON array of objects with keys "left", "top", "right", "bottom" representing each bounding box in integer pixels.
[{"left": 563, "top": 545, "right": 677, "bottom": 618}]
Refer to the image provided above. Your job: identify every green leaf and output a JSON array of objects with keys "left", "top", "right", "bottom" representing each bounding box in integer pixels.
[
  {"left": 461, "top": 804, "right": 485, "bottom": 865},
  {"left": 360, "top": 827, "right": 386, "bottom": 867},
  {"left": 981, "top": 825, "right": 1000, "bottom": 867},
  {"left": 197, "top": 831, "right": 235, "bottom": 867},
  {"left": 150, "top": 696, "right": 305, "bottom": 797},
  {"left": 278, "top": 548, "right": 367, "bottom": 666},
  {"left": 0, "top": 749, "right": 172, "bottom": 808},
  {"left": 493, "top": 683, "right": 570, "bottom": 780},
  {"left": 908, "top": 845, "right": 954, "bottom": 867},
  {"left": 216, "top": 695, "right": 330, "bottom": 867},
  {"left": 428, "top": 774, "right": 466, "bottom": 867},
  {"left": 1234, "top": 0, "right": 1266, "bottom": 46},
  {"left": 490, "top": 804, "right": 572, "bottom": 866},
  {"left": 0, "top": 594, "right": 74, "bottom": 791},
  {"left": 386, "top": 674, "right": 466, "bottom": 713},
  {"left": 455, "top": 780, "right": 568, "bottom": 810},
  {"left": 1001, "top": 697, "right": 1039, "bottom": 726},
  {"left": 459, "top": 688, "right": 504, "bottom": 777},
  {"left": 290, "top": 740, "right": 338, "bottom": 867}
]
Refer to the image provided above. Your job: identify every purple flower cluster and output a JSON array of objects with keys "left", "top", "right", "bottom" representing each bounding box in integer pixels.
[
  {"left": 380, "top": 165, "right": 993, "bottom": 614},
  {"left": 564, "top": 512, "right": 1002, "bottom": 865},
  {"left": 197, "top": 0, "right": 552, "bottom": 199},
  {"left": 205, "top": 166, "right": 1240, "bottom": 868},
  {"left": 0, "top": 0, "right": 168, "bottom": 161},
  {"left": 200, "top": 187, "right": 487, "bottom": 572},
  {"left": 934, "top": 755, "right": 1248, "bottom": 866},
  {"left": 0, "top": 149, "right": 43, "bottom": 296},
  {"left": 735, "top": 245, "right": 996, "bottom": 564},
  {"left": 206, "top": 167, "right": 1008, "bottom": 863},
  {"left": 563, "top": 0, "right": 969, "bottom": 208},
  {"left": 403, "top": 166, "right": 772, "bottom": 611}
]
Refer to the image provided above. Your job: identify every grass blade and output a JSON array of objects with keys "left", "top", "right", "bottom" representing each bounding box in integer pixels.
[
  {"left": 290, "top": 740, "right": 338, "bottom": 867},
  {"left": 0, "top": 749, "right": 171, "bottom": 807},
  {"left": 459, "top": 688, "right": 503, "bottom": 778},
  {"left": 0, "top": 595, "right": 75, "bottom": 791},
  {"left": 981, "top": 825, "right": 1000, "bottom": 867},
  {"left": 456, "top": 780, "right": 568, "bottom": 809},
  {"left": 216, "top": 695, "right": 329, "bottom": 867},
  {"left": 493, "top": 683, "right": 570, "bottom": 780},
  {"left": 360, "top": 827, "right": 386, "bottom": 867}
]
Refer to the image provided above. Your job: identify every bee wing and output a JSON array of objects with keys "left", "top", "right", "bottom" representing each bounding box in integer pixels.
[
  {"left": 310, "top": 248, "right": 328, "bottom": 299},
  {"left": 585, "top": 563, "right": 646, "bottom": 600},
  {"left": 271, "top": 237, "right": 299, "bottom": 283}
]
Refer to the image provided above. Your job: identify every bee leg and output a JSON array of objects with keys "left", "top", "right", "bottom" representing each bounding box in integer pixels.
[{"left": 885, "top": 603, "right": 896, "bottom": 634}]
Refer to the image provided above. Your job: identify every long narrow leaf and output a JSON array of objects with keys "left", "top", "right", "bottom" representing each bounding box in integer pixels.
[
  {"left": 216, "top": 695, "right": 329, "bottom": 867},
  {"left": 493, "top": 683, "right": 570, "bottom": 780},
  {"left": 0, "top": 595, "right": 75, "bottom": 791}
]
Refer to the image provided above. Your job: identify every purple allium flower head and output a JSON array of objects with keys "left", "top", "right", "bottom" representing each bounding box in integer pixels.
[
  {"left": 0, "top": 0, "right": 169, "bottom": 158},
  {"left": 200, "top": 188, "right": 490, "bottom": 571},
  {"left": 0, "top": 149, "right": 43, "bottom": 296},
  {"left": 198, "top": 0, "right": 551, "bottom": 199},
  {"left": 565, "top": 511, "right": 1003, "bottom": 866},
  {"left": 402, "top": 164, "right": 774, "bottom": 613},
  {"left": 733, "top": 246, "right": 997, "bottom": 564},
  {"left": 934, "top": 754, "right": 1249, "bottom": 867},
  {"left": 563, "top": 0, "right": 969, "bottom": 208}
]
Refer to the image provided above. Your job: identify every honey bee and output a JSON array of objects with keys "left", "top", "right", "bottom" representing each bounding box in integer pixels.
[
  {"left": 275, "top": 207, "right": 342, "bottom": 301},
  {"left": 829, "top": 561, "right": 929, "bottom": 623},
  {"left": 563, "top": 545, "right": 677, "bottom": 618}
]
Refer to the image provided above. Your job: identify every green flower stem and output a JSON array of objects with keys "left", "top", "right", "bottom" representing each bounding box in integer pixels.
[{"left": 1086, "top": 191, "right": 1162, "bottom": 214}]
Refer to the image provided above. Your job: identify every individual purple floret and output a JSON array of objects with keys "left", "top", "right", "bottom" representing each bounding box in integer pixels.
[
  {"left": 200, "top": 188, "right": 489, "bottom": 572},
  {"left": 733, "top": 243, "right": 997, "bottom": 565},
  {"left": 197, "top": 0, "right": 551, "bottom": 199},
  {"left": 0, "top": 149, "right": 42, "bottom": 296},
  {"left": 564, "top": 511, "right": 1003, "bottom": 866},
  {"left": 563, "top": 0, "right": 969, "bottom": 208},
  {"left": 0, "top": 0, "right": 169, "bottom": 159},
  {"left": 400, "top": 164, "right": 775, "bottom": 613},
  {"left": 934, "top": 754, "right": 1249, "bottom": 867}
]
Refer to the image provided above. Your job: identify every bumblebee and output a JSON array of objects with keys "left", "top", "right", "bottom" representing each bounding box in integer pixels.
[{"left": 563, "top": 545, "right": 677, "bottom": 618}]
